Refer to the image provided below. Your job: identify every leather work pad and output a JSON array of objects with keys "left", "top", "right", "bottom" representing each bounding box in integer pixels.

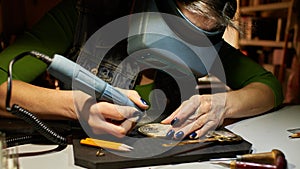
[{"left": 72, "top": 130, "right": 252, "bottom": 169}]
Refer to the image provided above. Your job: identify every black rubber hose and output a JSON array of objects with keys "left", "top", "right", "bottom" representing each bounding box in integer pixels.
[
  {"left": 10, "top": 104, "right": 67, "bottom": 146},
  {"left": 6, "top": 135, "right": 35, "bottom": 147}
]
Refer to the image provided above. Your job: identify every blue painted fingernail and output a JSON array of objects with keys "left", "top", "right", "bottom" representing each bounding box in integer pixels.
[
  {"left": 171, "top": 117, "right": 180, "bottom": 127},
  {"left": 140, "top": 98, "right": 148, "bottom": 105},
  {"left": 166, "top": 130, "right": 175, "bottom": 139},
  {"left": 175, "top": 131, "right": 184, "bottom": 140},
  {"left": 189, "top": 132, "right": 198, "bottom": 139}
]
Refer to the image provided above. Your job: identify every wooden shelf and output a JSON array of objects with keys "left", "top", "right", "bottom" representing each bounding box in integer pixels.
[
  {"left": 239, "top": 39, "right": 292, "bottom": 48},
  {"left": 240, "top": 1, "right": 291, "bottom": 13},
  {"left": 238, "top": 0, "right": 295, "bottom": 84}
]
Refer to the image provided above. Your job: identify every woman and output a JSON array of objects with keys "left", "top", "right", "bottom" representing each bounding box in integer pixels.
[{"left": 161, "top": 0, "right": 284, "bottom": 140}]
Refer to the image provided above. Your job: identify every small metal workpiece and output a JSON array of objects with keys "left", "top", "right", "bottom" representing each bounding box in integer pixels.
[
  {"left": 96, "top": 148, "right": 105, "bottom": 157},
  {"left": 138, "top": 123, "right": 171, "bottom": 137}
]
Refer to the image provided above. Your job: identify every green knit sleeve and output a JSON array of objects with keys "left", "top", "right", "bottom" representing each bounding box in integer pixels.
[
  {"left": 0, "top": 0, "right": 77, "bottom": 84},
  {"left": 134, "top": 82, "right": 155, "bottom": 106},
  {"left": 219, "top": 42, "right": 284, "bottom": 107}
]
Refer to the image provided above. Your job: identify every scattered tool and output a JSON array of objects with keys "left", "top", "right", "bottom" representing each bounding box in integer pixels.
[
  {"left": 213, "top": 160, "right": 277, "bottom": 169},
  {"left": 289, "top": 132, "right": 300, "bottom": 138},
  {"left": 287, "top": 128, "right": 300, "bottom": 138},
  {"left": 211, "top": 149, "right": 287, "bottom": 169},
  {"left": 80, "top": 138, "right": 134, "bottom": 152}
]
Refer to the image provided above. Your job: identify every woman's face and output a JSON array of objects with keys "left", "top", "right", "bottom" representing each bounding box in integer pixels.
[{"left": 176, "top": 1, "right": 218, "bottom": 31}]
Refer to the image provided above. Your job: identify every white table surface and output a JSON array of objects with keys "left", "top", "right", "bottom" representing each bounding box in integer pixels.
[{"left": 15, "top": 105, "right": 300, "bottom": 169}]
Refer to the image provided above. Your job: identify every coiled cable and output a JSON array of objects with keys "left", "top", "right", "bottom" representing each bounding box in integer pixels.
[
  {"left": 5, "top": 51, "right": 67, "bottom": 147},
  {"left": 10, "top": 104, "right": 67, "bottom": 146}
]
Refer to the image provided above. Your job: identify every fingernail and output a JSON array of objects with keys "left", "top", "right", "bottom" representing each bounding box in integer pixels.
[
  {"left": 171, "top": 117, "right": 180, "bottom": 127},
  {"left": 189, "top": 132, "right": 198, "bottom": 139},
  {"left": 175, "top": 131, "right": 184, "bottom": 140},
  {"left": 140, "top": 98, "right": 148, "bottom": 105},
  {"left": 166, "top": 130, "right": 175, "bottom": 139}
]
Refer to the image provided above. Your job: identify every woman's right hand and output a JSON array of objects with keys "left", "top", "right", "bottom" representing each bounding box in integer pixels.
[{"left": 74, "top": 89, "right": 148, "bottom": 138}]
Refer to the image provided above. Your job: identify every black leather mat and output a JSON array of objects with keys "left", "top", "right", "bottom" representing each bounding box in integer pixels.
[{"left": 72, "top": 133, "right": 252, "bottom": 169}]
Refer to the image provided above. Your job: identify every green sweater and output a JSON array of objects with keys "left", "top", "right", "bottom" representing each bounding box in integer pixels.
[{"left": 0, "top": 0, "right": 283, "bottom": 107}]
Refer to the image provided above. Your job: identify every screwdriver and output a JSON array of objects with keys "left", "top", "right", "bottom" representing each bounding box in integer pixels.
[{"left": 211, "top": 149, "right": 287, "bottom": 169}]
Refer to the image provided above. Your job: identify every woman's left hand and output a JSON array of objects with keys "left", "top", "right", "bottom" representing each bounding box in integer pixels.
[{"left": 161, "top": 93, "right": 227, "bottom": 140}]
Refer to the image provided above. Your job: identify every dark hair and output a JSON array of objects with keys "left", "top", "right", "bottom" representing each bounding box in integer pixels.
[{"left": 177, "top": 0, "right": 238, "bottom": 31}]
